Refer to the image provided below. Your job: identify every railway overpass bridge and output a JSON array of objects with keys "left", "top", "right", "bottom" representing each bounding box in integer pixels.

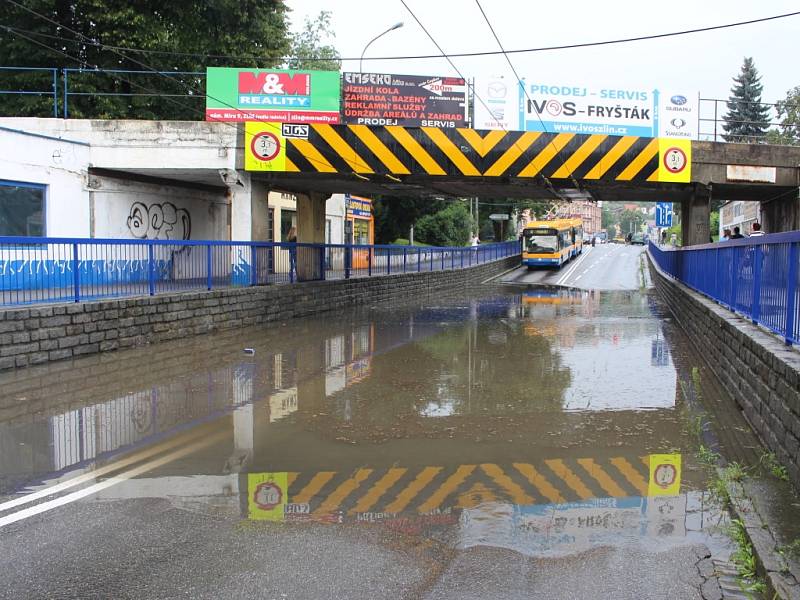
[{"left": 3, "top": 118, "right": 799, "bottom": 246}]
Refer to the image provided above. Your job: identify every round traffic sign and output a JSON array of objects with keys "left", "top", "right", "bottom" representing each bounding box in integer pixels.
[
  {"left": 653, "top": 463, "right": 677, "bottom": 488},
  {"left": 251, "top": 131, "right": 281, "bottom": 162},
  {"left": 663, "top": 147, "right": 687, "bottom": 174},
  {"left": 253, "top": 481, "right": 282, "bottom": 510}
]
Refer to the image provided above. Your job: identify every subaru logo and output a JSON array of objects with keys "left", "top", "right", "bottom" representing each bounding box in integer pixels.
[
  {"left": 670, "top": 95, "right": 687, "bottom": 106},
  {"left": 670, "top": 118, "right": 686, "bottom": 129}
]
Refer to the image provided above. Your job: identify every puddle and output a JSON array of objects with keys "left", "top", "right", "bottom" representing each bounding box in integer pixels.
[{"left": 0, "top": 288, "right": 742, "bottom": 560}]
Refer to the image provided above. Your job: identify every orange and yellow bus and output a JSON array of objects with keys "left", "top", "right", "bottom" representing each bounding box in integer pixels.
[{"left": 522, "top": 218, "right": 583, "bottom": 269}]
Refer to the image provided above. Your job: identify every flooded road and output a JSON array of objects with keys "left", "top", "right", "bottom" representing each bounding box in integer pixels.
[{"left": 0, "top": 278, "right": 768, "bottom": 598}]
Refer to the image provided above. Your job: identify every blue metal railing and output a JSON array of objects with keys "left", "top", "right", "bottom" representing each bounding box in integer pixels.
[
  {"left": 649, "top": 234, "right": 800, "bottom": 345},
  {"left": 0, "top": 236, "right": 521, "bottom": 307},
  {"left": 0, "top": 67, "right": 59, "bottom": 118}
]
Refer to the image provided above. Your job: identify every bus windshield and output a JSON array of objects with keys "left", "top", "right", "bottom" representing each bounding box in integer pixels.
[{"left": 524, "top": 231, "right": 559, "bottom": 253}]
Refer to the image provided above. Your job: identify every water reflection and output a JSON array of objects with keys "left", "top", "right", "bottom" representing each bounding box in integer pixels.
[{"left": 0, "top": 289, "right": 722, "bottom": 557}]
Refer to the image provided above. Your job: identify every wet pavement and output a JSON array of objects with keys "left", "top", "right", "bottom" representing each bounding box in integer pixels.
[{"left": 0, "top": 256, "right": 777, "bottom": 599}]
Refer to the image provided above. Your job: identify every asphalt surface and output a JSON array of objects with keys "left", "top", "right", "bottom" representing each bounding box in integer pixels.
[
  {"left": 0, "top": 242, "right": 755, "bottom": 600},
  {"left": 499, "top": 243, "right": 646, "bottom": 290}
]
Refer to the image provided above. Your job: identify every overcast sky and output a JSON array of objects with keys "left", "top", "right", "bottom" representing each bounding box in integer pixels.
[{"left": 285, "top": 0, "right": 799, "bottom": 109}]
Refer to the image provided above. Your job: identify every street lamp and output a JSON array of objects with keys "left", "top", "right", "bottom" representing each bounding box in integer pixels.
[{"left": 359, "top": 22, "right": 404, "bottom": 72}]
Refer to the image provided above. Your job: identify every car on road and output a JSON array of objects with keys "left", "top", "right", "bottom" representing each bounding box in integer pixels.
[
  {"left": 611, "top": 237, "right": 625, "bottom": 244},
  {"left": 631, "top": 234, "right": 646, "bottom": 245}
]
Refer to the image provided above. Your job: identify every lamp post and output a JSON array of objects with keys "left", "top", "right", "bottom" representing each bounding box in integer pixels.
[{"left": 359, "top": 22, "right": 404, "bottom": 72}]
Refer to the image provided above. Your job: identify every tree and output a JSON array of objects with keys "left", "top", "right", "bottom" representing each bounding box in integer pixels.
[
  {"left": 286, "top": 11, "right": 341, "bottom": 71},
  {"left": 415, "top": 202, "right": 473, "bottom": 246},
  {"left": 619, "top": 209, "right": 644, "bottom": 236},
  {"left": 722, "top": 57, "right": 770, "bottom": 143},
  {"left": 0, "top": 0, "right": 291, "bottom": 119},
  {"left": 766, "top": 86, "right": 800, "bottom": 146},
  {"left": 372, "top": 196, "right": 446, "bottom": 244}
]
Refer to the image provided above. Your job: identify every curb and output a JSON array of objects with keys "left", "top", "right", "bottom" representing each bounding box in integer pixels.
[{"left": 724, "top": 473, "right": 800, "bottom": 599}]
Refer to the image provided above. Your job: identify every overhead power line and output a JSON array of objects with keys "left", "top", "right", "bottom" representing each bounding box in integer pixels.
[{"left": 2, "top": 10, "right": 798, "bottom": 64}]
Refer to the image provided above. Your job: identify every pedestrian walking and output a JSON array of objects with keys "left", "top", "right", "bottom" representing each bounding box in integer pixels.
[
  {"left": 287, "top": 226, "right": 297, "bottom": 281},
  {"left": 721, "top": 228, "right": 731, "bottom": 241},
  {"left": 729, "top": 226, "right": 745, "bottom": 239},
  {"left": 750, "top": 222, "right": 765, "bottom": 237}
]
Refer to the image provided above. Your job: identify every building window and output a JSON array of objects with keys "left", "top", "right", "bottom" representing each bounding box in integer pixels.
[
  {"left": 0, "top": 180, "right": 45, "bottom": 236},
  {"left": 280, "top": 210, "right": 296, "bottom": 241}
]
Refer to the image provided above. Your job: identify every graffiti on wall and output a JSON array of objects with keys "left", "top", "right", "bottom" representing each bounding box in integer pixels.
[{"left": 127, "top": 202, "right": 191, "bottom": 240}]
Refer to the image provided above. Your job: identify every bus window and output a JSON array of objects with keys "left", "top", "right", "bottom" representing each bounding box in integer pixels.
[{"left": 524, "top": 230, "right": 559, "bottom": 253}]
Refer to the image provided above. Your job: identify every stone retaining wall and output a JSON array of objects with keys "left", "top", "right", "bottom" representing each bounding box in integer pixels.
[
  {"left": 648, "top": 251, "right": 800, "bottom": 488},
  {"left": 0, "top": 256, "right": 517, "bottom": 371}
]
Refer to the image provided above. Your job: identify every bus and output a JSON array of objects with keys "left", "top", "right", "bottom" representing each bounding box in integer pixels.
[{"left": 522, "top": 218, "right": 583, "bottom": 269}]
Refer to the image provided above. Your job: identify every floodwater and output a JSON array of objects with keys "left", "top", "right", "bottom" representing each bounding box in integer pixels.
[{"left": 1, "top": 285, "right": 759, "bottom": 565}]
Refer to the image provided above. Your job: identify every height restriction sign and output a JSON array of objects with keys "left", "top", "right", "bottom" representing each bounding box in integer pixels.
[
  {"left": 245, "top": 122, "right": 286, "bottom": 171},
  {"left": 657, "top": 138, "right": 691, "bottom": 183}
]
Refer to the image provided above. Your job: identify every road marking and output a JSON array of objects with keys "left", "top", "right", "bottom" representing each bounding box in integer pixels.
[
  {"left": 0, "top": 431, "right": 227, "bottom": 529},
  {"left": 0, "top": 429, "right": 209, "bottom": 514},
  {"left": 556, "top": 247, "right": 592, "bottom": 286}
]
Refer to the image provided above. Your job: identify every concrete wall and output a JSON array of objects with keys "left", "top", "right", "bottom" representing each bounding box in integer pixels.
[
  {"left": 0, "top": 255, "right": 518, "bottom": 372},
  {"left": 648, "top": 251, "right": 800, "bottom": 489},
  {"left": 90, "top": 176, "right": 228, "bottom": 241},
  {"left": 0, "top": 126, "right": 91, "bottom": 237}
]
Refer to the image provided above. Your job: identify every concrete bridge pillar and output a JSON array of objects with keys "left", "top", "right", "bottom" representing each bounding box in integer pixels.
[
  {"left": 681, "top": 189, "right": 711, "bottom": 246},
  {"left": 228, "top": 171, "right": 270, "bottom": 242},
  {"left": 761, "top": 193, "right": 799, "bottom": 233},
  {"left": 296, "top": 191, "right": 326, "bottom": 280}
]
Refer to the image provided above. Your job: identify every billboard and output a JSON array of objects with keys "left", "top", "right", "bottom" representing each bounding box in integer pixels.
[
  {"left": 473, "top": 78, "right": 697, "bottom": 139},
  {"left": 206, "top": 67, "right": 340, "bottom": 123},
  {"left": 342, "top": 72, "right": 467, "bottom": 128},
  {"left": 473, "top": 75, "right": 521, "bottom": 130}
]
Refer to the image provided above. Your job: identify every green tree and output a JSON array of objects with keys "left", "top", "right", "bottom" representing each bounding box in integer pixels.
[
  {"left": 766, "top": 86, "right": 800, "bottom": 146},
  {"left": 619, "top": 209, "right": 644, "bottom": 236},
  {"left": 372, "top": 196, "right": 446, "bottom": 244},
  {"left": 0, "top": 0, "right": 291, "bottom": 119},
  {"left": 722, "top": 57, "right": 770, "bottom": 143},
  {"left": 286, "top": 10, "right": 341, "bottom": 71},
  {"left": 415, "top": 202, "right": 473, "bottom": 246}
]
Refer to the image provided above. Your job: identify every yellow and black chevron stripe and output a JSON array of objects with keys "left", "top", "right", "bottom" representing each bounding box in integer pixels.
[
  {"left": 277, "top": 455, "right": 665, "bottom": 516},
  {"left": 285, "top": 125, "right": 664, "bottom": 182}
]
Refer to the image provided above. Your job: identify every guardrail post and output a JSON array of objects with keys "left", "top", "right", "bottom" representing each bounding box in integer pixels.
[
  {"left": 441, "top": 249, "right": 445, "bottom": 271},
  {"left": 206, "top": 244, "right": 213, "bottom": 290},
  {"left": 403, "top": 247, "right": 407, "bottom": 273},
  {"left": 387, "top": 248, "right": 391, "bottom": 275},
  {"left": 368, "top": 247, "right": 372, "bottom": 277},
  {"left": 460, "top": 248, "right": 464, "bottom": 269},
  {"left": 418, "top": 248, "right": 422, "bottom": 272},
  {"left": 752, "top": 246, "right": 762, "bottom": 324},
  {"left": 250, "top": 244, "right": 257, "bottom": 286},
  {"left": 72, "top": 242, "right": 80, "bottom": 302},
  {"left": 785, "top": 243, "right": 798, "bottom": 345},
  {"left": 319, "top": 245, "right": 326, "bottom": 280},
  {"left": 51, "top": 68, "right": 58, "bottom": 118},
  {"left": 62, "top": 68, "right": 68, "bottom": 119},
  {"left": 148, "top": 243, "right": 155, "bottom": 296},
  {"left": 345, "top": 245, "right": 351, "bottom": 279}
]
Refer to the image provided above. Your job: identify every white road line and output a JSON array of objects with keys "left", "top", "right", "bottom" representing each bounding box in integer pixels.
[
  {"left": 0, "top": 431, "right": 227, "bottom": 529},
  {"left": 0, "top": 429, "right": 205, "bottom": 514},
  {"left": 556, "top": 248, "right": 592, "bottom": 286}
]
